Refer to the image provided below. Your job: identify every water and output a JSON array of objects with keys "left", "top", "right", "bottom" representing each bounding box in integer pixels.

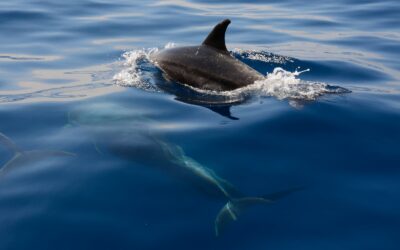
[{"left": 1, "top": 0, "right": 400, "bottom": 249}]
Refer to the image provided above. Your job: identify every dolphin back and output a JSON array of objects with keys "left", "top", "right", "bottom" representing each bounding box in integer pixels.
[
  {"left": 151, "top": 19, "right": 264, "bottom": 91},
  {"left": 153, "top": 45, "right": 263, "bottom": 91}
]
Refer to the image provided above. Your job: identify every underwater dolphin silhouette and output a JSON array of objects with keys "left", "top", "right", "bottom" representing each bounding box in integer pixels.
[
  {"left": 163, "top": 144, "right": 303, "bottom": 236},
  {"left": 0, "top": 132, "right": 74, "bottom": 177},
  {"left": 68, "top": 103, "right": 303, "bottom": 236},
  {"left": 151, "top": 19, "right": 264, "bottom": 91}
]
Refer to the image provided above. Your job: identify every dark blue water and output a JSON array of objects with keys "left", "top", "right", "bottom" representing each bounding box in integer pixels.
[{"left": 1, "top": 1, "right": 400, "bottom": 249}]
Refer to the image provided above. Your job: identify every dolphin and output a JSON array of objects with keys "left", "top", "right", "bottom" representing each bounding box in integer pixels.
[
  {"left": 151, "top": 19, "right": 265, "bottom": 91},
  {"left": 161, "top": 143, "right": 304, "bottom": 236},
  {"left": 67, "top": 102, "right": 303, "bottom": 236},
  {"left": 0, "top": 132, "right": 74, "bottom": 177}
]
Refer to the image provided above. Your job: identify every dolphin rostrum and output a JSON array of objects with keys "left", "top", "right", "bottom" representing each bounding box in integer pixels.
[
  {"left": 151, "top": 19, "right": 265, "bottom": 91},
  {"left": 0, "top": 132, "right": 74, "bottom": 177}
]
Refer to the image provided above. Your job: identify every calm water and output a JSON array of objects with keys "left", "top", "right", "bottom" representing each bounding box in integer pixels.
[{"left": 1, "top": 0, "right": 400, "bottom": 249}]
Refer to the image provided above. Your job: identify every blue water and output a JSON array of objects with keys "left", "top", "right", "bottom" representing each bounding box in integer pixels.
[{"left": 1, "top": 0, "right": 400, "bottom": 249}]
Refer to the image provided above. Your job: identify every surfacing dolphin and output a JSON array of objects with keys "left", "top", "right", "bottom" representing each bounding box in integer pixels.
[
  {"left": 68, "top": 102, "right": 303, "bottom": 236},
  {"left": 0, "top": 132, "right": 74, "bottom": 177},
  {"left": 151, "top": 19, "right": 265, "bottom": 91}
]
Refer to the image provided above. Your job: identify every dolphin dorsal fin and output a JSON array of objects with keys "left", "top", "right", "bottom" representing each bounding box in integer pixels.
[{"left": 202, "top": 19, "right": 231, "bottom": 52}]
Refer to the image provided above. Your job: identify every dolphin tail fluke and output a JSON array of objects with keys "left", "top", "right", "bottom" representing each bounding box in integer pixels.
[
  {"left": 0, "top": 149, "right": 75, "bottom": 176},
  {"left": 0, "top": 132, "right": 75, "bottom": 159},
  {"left": 0, "top": 132, "right": 21, "bottom": 154},
  {"left": 0, "top": 132, "right": 75, "bottom": 177},
  {"left": 215, "top": 197, "right": 272, "bottom": 237},
  {"left": 214, "top": 187, "right": 305, "bottom": 236}
]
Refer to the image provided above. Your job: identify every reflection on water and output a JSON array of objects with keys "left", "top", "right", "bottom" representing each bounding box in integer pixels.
[
  {"left": 0, "top": 54, "right": 61, "bottom": 61},
  {"left": 0, "top": 62, "right": 123, "bottom": 103},
  {"left": 0, "top": 83, "right": 118, "bottom": 104}
]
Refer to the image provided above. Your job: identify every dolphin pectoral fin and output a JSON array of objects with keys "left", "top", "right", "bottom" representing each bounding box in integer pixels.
[
  {"left": 214, "top": 197, "right": 271, "bottom": 237},
  {"left": 0, "top": 132, "right": 21, "bottom": 154},
  {"left": 202, "top": 19, "right": 231, "bottom": 52},
  {"left": 207, "top": 105, "right": 239, "bottom": 120}
]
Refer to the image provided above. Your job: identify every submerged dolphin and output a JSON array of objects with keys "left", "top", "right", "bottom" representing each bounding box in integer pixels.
[
  {"left": 162, "top": 143, "right": 303, "bottom": 236},
  {"left": 68, "top": 102, "right": 302, "bottom": 236},
  {"left": 151, "top": 19, "right": 265, "bottom": 91},
  {"left": 0, "top": 132, "right": 74, "bottom": 177}
]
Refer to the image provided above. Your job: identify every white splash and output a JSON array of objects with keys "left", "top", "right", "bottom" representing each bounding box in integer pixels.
[
  {"left": 184, "top": 67, "right": 347, "bottom": 103},
  {"left": 113, "top": 43, "right": 177, "bottom": 91},
  {"left": 255, "top": 67, "right": 322, "bottom": 100},
  {"left": 232, "top": 48, "right": 294, "bottom": 64},
  {"left": 113, "top": 46, "right": 348, "bottom": 103},
  {"left": 113, "top": 47, "right": 159, "bottom": 91},
  {"left": 164, "top": 42, "right": 176, "bottom": 49}
]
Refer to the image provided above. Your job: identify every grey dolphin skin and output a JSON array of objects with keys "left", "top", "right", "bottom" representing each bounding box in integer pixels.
[
  {"left": 151, "top": 19, "right": 265, "bottom": 91},
  {"left": 0, "top": 132, "right": 74, "bottom": 177}
]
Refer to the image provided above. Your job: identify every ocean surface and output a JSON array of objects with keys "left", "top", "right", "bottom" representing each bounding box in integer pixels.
[{"left": 1, "top": 0, "right": 400, "bottom": 249}]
